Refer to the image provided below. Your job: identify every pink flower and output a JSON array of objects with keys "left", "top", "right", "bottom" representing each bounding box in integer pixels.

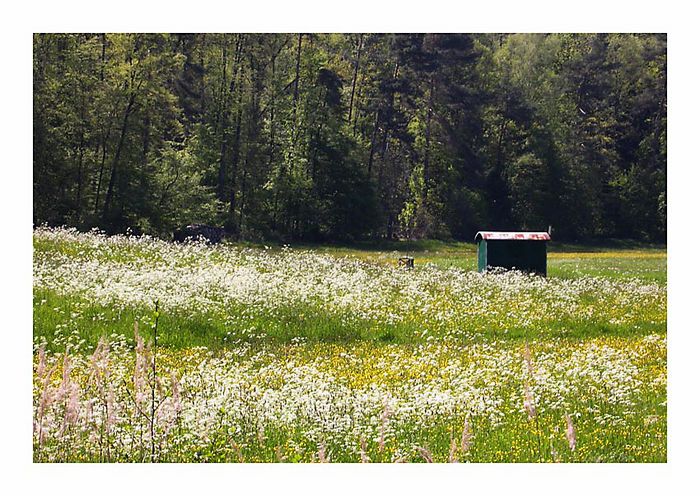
[
  {"left": 378, "top": 402, "right": 391, "bottom": 452},
  {"left": 416, "top": 446, "right": 433, "bottom": 463},
  {"left": 523, "top": 383, "right": 536, "bottom": 419},
  {"left": 449, "top": 438, "right": 459, "bottom": 463},
  {"left": 359, "top": 437, "right": 370, "bottom": 463},
  {"left": 565, "top": 414, "right": 576, "bottom": 451},
  {"left": 461, "top": 416, "right": 473, "bottom": 452},
  {"left": 317, "top": 442, "right": 330, "bottom": 463}
]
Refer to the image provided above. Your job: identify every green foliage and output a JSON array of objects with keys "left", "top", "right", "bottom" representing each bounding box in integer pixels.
[
  {"left": 148, "top": 142, "right": 221, "bottom": 236},
  {"left": 508, "top": 153, "right": 551, "bottom": 230},
  {"left": 34, "top": 33, "right": 666, "bottom": 242}
]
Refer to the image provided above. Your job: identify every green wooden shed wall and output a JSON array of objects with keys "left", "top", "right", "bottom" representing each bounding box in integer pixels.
[{"left": 475, "top": 231, "right": 550, "bottom": 276}]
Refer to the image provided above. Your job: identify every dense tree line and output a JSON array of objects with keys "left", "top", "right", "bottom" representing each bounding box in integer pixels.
[{"left": 33, "top": 33, "right": 666, "bottom": 242}]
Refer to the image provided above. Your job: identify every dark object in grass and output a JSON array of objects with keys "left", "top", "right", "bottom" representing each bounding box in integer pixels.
[
  {"left": 398, "top": 256, "right": 414, "bottom": 269},
  {"left": 174, "top": 224, "right": 225, "bottom": 244}
]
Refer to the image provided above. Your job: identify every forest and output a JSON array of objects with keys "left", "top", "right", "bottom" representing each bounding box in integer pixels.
[{"left": 33, "top": 33, "right": 667, "bottom": 242}]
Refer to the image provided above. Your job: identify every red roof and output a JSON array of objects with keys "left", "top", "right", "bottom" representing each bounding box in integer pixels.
[{"left": 474, "top": 231, "right": 551, "bottom": 242}]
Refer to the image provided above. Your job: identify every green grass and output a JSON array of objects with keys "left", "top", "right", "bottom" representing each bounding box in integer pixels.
[
  {"left": 35, "top": 234, "right": 666, "bottom": 283},
  {"left": 33, "top": 236, "right": 666, "bottom": 352},
  {"left": 279, "top": 239, "right": 667, "bottom": 283},
  {"left": 32, "top": 231, "right": 667, "bottom": 463},
  {"left": 145, "top": 398, "right": 665, "bottom": 463},
  {"left": 34, "top": 286, "right": 666, "bottom": 353}
]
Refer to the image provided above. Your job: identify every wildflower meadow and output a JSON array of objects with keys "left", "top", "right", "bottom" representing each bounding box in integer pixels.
[{"left": 32, "top": 227, "right": 666, "bottom": 462}]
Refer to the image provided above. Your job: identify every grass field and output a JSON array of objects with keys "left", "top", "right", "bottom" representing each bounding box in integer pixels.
[{"left": 32, "top": 227, "right": 666, "bottom": 462}]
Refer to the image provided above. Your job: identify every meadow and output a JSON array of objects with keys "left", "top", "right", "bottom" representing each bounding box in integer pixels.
[{"left": 32, "top": 227, "right": 667, "bottom": 462}]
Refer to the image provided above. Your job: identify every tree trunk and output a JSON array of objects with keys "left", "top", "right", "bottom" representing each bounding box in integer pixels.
[
  {"left": 292, "top": 34, "right": 303, "bottom": 122},
  {"left": 227, "top": 83, "right": 245, "bottom": 233},
  {"left": 352, "top": 69, "right": 366, "bottom": 135},
  {"left": 199, "top": 33, "right": 207, "bottom": 116},
  {"left": 380, "top": 61, "right": 400, "bottom": 162},
  {"left": 141, "top": 115, "right": 151, "bottom": 176},
  {"left": 94, "top": 132, "right": 109, "bottom": 215},
  {"left": 93, "top": 34, "right": 109, "bottom": 215},
  {"left": 100, "top": 34, "right": 106, "bottom": 82},
  {"left": 215, "top": 40, "right": 229, "bottom": 199},
  {"left": 310, "top": 95, "right": 327, "bottom": 184},
  {"left": 348, "top": 34, "right": 363, "bottom": 124},
  {"left": 369, "top": 60, "right": 399, "bottom": 174},
  {"left": 239, "top": 65, "right": 262, "bottom": 234},
  {"left": 269, "top": 55, "right": 276, "bottom": 168},
  {"left": 287, "top": 33, "right": 304, "bottom": 175},
  {"left": 367, "top": 108, "right": 380, "bottom": 176},
  {"left": 423, "top": 76, "right": 434, "bottom": 200},
  {"left": 494, "top": 102, "right": 508, "bottom": 176},
  {"left": 270, "top": 52, "right": 281, "bottom": 231},
  {"left": 75, "top": 133, "right": 85, "bottom": 215},
  {"left": 217, "top": 35, "right": 244, "bottom": 202},
  {"left": 102, "top": 94, "right": 136, "bottom": 222}
]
